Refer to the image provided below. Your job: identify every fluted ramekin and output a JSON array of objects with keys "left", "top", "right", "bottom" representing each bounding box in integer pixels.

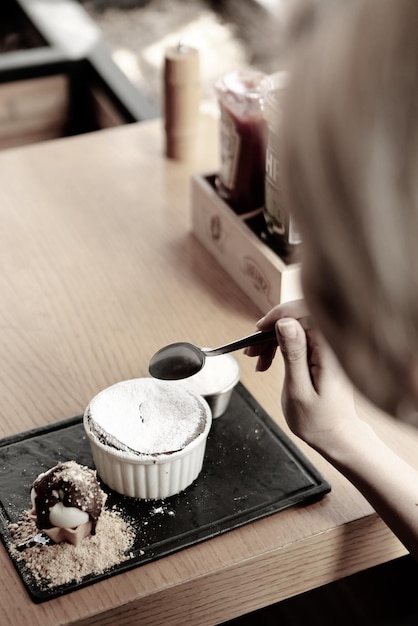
[{"left": 83, "top": 379, "right": 212, "bottom": 500}]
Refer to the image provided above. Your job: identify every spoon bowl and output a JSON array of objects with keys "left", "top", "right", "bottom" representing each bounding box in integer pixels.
[
  {"left": 149, "top": 342, "right": 205, "bottom": 380},
  {"left": 148, "top": 329, "right": 277, "bottom": 380}
]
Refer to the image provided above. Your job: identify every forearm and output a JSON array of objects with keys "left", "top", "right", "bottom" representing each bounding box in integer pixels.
[
  {"left": 314, "top": 419, "right": 418, "bottom": 559},
  {"left": 258, "top": 310, "right": 418, "bottom": 557}
]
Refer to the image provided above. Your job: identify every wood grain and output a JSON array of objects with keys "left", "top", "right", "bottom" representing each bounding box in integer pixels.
[{"left": 0, "top": 116, "right": 414, "bottom": 625}]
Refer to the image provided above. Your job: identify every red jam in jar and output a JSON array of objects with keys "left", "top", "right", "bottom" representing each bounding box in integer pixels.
[{"left": 215, "top": 70, "right": 268, "bottom": 214}]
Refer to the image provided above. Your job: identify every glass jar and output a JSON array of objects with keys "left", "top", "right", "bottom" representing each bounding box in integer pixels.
[
  {"left": 263, "top": 72, "right": 301, "bottom": 263},
  {"left": 215, "top": 69, "right": 267, "bottom": 214}
]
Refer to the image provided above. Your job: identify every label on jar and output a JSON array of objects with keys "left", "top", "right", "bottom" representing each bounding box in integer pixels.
[
  {"left": 264, "top": 130, "right": 286, "bottom": 234},
  {"left": 218, "top": 106, "right": 240, "bottom": 190},
  {"left": 288, "top": 216, "right": 301, "bottom": 245},
  {"left": 264, "top": 129, "right": 301, "bottom": 245}
]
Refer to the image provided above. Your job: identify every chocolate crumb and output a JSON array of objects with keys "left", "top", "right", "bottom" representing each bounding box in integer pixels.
[{"left": 9, "top": 508, "right": 135, "bottom": 589}]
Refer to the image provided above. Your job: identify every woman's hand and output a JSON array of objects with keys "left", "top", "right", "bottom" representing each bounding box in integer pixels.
[
  {"left": 246, "top": 300, "right": 359, "bottom": 452},
  {"left": 245, "top": 299, "right": 311, "bottom": 372},
  {"left": 275, "top": 312, "right": 418, "bottom": 560},
  {"left": 247, "top": 303, "right": 418, "bottom": 559}
]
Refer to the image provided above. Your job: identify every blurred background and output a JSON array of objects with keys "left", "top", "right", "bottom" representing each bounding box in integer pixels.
[
  {"left": 80, "top": 0, "right": 288, "bottom": 113},
  {"left": 0, "top": 0, "right": 294, "bottom": 149}
]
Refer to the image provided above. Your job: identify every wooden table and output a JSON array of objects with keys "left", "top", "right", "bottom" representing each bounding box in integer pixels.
[{"left": 0, "top": 115, "right": 417, "bottom": 626}]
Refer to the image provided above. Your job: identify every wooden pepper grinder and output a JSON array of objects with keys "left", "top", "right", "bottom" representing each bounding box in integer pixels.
[{"left": 164, "top": 44, "right": 201, "bottom": 161}]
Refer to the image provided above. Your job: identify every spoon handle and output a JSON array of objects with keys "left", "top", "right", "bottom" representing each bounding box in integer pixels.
[{"left": 204, "top": 329, "right": 277, "bottom": 357}]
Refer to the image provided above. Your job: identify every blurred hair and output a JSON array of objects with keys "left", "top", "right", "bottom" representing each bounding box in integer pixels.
[{"left": 280, "top": 0, "right": 418, "bottom": 414}]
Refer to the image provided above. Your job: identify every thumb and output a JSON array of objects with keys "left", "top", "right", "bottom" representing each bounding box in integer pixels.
[{"left": 277, "top": 318, "right": 312, "bottom": 394}]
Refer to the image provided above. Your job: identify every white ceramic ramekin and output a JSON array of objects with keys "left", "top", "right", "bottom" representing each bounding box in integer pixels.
[{"left": 83, "top": 380, "right": 212, "bottom": 500}]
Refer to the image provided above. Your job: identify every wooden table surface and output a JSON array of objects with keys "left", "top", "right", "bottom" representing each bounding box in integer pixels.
[{"left": 0, "top": 115, "right": 416, "bottom": 626}]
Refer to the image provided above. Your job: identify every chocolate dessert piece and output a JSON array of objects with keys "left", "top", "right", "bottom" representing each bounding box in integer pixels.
[{"left": 31, "top": 461, "right": 106, "bottom": 539}]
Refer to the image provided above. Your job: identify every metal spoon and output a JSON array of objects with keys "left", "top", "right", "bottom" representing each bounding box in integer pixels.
[
  {"left": 148, "top": 329, "right": 277, "bottom": 380},
  {"left": 16, "top": 532, "right": 52, "bottom": 551}
]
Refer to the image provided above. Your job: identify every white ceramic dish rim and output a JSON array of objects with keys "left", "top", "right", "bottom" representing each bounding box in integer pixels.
[{"left": 83, "top": 394, "right": 212, "bottom": 466}]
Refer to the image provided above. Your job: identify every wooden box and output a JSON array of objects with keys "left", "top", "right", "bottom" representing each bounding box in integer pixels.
[{"left": 191, "top": 174, "right": 302, "bottom": 314}]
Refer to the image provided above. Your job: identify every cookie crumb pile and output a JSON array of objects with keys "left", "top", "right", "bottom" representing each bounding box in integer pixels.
[{"left": 9, "top": 507, "right": 135, "bottom": 589}]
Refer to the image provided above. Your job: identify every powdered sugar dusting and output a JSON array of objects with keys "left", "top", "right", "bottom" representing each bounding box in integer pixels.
[{"left": 85, "top": 378, "right": 209, "bottom": 456}]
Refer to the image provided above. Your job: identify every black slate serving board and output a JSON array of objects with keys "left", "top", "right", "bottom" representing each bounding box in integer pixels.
[{"left": 0, "top": 383, "right": 330, "bottom": 602}]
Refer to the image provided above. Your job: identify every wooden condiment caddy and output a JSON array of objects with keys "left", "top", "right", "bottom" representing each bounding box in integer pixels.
[{"left": 191, "top": 173, "right": 302, "bottom": 313}]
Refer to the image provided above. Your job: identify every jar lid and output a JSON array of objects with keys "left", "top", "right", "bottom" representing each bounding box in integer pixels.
[{"left": 217, "top": 69, "right": 267, "bottom": 99}]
